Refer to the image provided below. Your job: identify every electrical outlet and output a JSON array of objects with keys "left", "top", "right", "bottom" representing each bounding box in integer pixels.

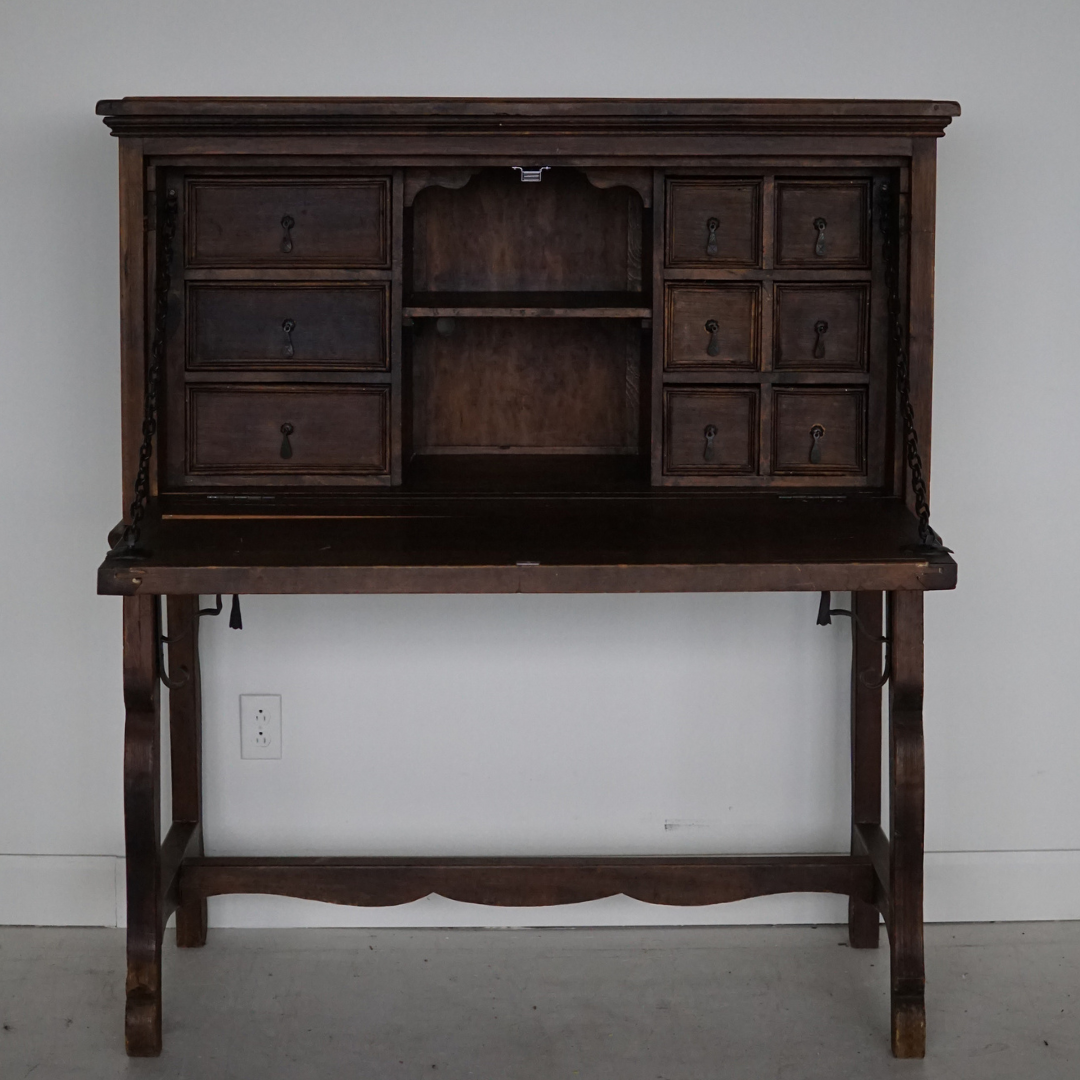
[{"left": 240, "top": 695, "right": 282, "bottom": 759}]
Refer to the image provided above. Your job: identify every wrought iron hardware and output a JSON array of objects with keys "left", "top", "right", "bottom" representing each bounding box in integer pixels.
[
  {"left": 512, "top": 166, "right": 549, "bottom": 182},
  {"left": 156, "top": 594, "right": 229, "bottom": 690},
  {"left": 703, "top": 424, "right": 718, "bottom": 462},
  {"left": 809, "top": 424, "right": 825, "bottom": 464},
  {"left": 229, "top": 594, "right": 243, "bottom": 630},
  {"left": 280, "top": 214, "right": 295, "bottom": 253},
  {"left": 280, "top": 423, "right": 294, "bottom": 459},
  {"left": 282, "top": 318, "right": 295, "bottom": 358},
  {"left": 705, "top": 217, "right": 719, "bottom": 256},
  {"left": 813, "top": 320, "right": 829, "bottom": 359},
  {"left": 705, "top": 319, "right": 721, "bottom": 356},
  {"left": 814, "top": 217, "right": 827, "bottom": 257},
  {"left": 816, "top": 592, "right": 890, "bottom": 688}
]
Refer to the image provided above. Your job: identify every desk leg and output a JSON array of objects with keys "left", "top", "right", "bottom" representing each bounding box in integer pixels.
[
  {"left": 123, "top": 594, "right": 163, "bottom": 1056},
  {"left": 887, "top": 590, "right": 926, "bottom": 1058},
  {"left": 849, "top": 591, "right": 883, "bottom": 948},
  {"left": 167, "top": 596, "right": 208, "bottom": 948}
]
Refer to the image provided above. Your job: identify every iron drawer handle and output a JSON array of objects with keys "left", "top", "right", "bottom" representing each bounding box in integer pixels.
[
  {"left": 282, "top": 318, "right": 296, "bottom": 358},
  {"left": 703, "top": 424, "right": 718, "bottom": 462},
  {"left": 809, "top": 424, "right": 825, "bottom": 464},
  {"left": 705, "top": 319, "right": 721, "bottom": 357},
  {"left": 705, "top": 217, "right": 719, "bottom": 256},
  {"left": 280, "top": 214, "right": 295, "bottom": 253},
  {"left": 280, "top": 423, "right": 294, "bottom": 459},
  {"left": 814, "top": 217, "right": 827, "bottom": 257},
  {"left": 813, "top": 320, "right": 829, "bottom": 359}
]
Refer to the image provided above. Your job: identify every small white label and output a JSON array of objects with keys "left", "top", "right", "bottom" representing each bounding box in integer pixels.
[{"left": 240, "top": 694, "right": 282, "bottom": 759}]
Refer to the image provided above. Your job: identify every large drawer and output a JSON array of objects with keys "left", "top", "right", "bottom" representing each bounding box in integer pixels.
[
  {"left": 772, "top": 387, "right": 866, "bottom": 475},
  {"left": 775, "top": 179, "right": 870, "bottom": 268},
  {"left": 187, "top": 284, "right": 389, "bottom": 370},
  {"left": 187, "top": 386, "right": 390, "bottom": 476},
  {"left": 663, "top": 387, "right": 759, "bottom": 475},
  {"left": 186, "top": 178, "right": 390, "bottom": 267},
  {"left": 665, "top": 284, "right": 760, "bottom": 370},
  {"left": 665, "top": 179, "right": 762, "bottom": 268}
]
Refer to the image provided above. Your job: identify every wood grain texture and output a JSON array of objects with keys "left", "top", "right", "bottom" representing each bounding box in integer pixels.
[
  {"left": 848, "top": 590, "right": 883, "bottom": 949},
  {"left": 180, "top": 855, "right": 875, "bottom": 909},
  {"left": 122, "top": 595, "right": 162, "bottom": 1056},
  {"left": 165, "top": 596, "right": 207, "bottom": 948},
  {"left": 888, "top": 590, "right": 926, "bottom": 1058}
]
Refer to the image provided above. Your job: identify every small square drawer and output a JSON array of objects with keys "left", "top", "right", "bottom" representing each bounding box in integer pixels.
[
  {"left": 772, "top": 388, "right": 866, "bottom": 475},
  {"left": 776, "top": 180, "right": 870, "bottom": 268},
  {"left": 774, "top": 284, "right": 868, "bottom": 370},
  {"left": 663, "top": 388, "right": 758, "bottom": 475},
  {"left": 188, "top": 386, "right": 389, "bottom": 476},
  {"left": 665, "top": 180, "right": 762, "bottom": 267},
  {"left": 665, "top": 284, "right": 760, "bottom": 370},
  {"left": 186, "top": 178, "right": 390, "bottom": 267},
  {"left": 188, "top": 284, "right": 389, "bottom": 371}
]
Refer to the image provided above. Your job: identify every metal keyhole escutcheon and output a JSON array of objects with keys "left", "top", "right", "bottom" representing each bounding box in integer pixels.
[
  {"left": 282, "top": 318, "right": 296, "bottom": 358},
  {"left": 809, "top": 424, "right": 825, "bottom": 464},
  {"left": 280, "top": 214, "right": 295, "bottom": 253},
  {"left": 813, "top": 217, "right": 827, "bottom": 257},
  {"left": 705, "top": 319, "right": 721, "bottom": 357},
  {"left": 705, "top": 217, "right": 719, "bottom": 256},
  {"left": 703, "top": 424, "right": 718, "bottom": 462},
  {"left": 813, "top": 320, "right": 829, "bottom": 359},
  {"left": 280, "top": 423, "right": 294, "bottom": 459}
]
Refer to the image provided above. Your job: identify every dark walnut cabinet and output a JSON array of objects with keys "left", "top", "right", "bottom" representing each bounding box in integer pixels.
[{"left": 95, "top": 97, "right": 959, "bottom": 1059}]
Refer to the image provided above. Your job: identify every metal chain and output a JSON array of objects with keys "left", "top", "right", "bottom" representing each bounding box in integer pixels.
[
  {"left": 114, "top": 187, "right": 178, "bottom": 554},
  {"left": 879, "top": 179, "right": 946, "bottom": 551}
]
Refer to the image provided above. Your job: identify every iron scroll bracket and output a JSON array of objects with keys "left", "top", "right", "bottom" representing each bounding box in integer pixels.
[{"left": 816, "top": 592, "right": 891, "bottom": 689}]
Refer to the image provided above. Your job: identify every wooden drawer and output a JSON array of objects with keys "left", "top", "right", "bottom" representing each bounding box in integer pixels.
[
  {"left": 665, "top": 284, "right": 760, "bottom": 370},
  {"left": 774, "top": 284, "right": 868, "bottom": 370},
  {"left": 772, "top": 388, "right": 866, "bottom": 475},
  {"left": 186, "top": 178, "right": 390, "bottom": 267},
  {"left": 663, "top": 388, "right": 758, "bottom": 475},
  {"left": 188, "top": 284, "right": 389, "bottom": 370},
  {"left": 187, "top": 386, "right": 389, "bottom": 476},
  {"left": 665, "top": 180, "right": 762, "bottom": 267},
  {"left": 776, "top": 180, "right": 870, "bottom": 268}
]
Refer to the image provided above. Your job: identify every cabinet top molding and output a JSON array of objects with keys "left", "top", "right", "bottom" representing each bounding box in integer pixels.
[{"left": 96, "top": 97, "right": 960, "bottom": 139}]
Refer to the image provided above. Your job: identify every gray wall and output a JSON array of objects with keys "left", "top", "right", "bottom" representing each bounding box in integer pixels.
[{"left": 1, "top": 0, "right": 1078, "bottom": 927}]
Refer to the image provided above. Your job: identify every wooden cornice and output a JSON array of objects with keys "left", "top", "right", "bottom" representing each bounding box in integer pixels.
[{"left": 96, "top": 97, "right": 961, "bottom": 140}]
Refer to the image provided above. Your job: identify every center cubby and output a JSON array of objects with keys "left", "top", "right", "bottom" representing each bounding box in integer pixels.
[{"left": 403, "top": 167, "right": 651, "bottom": 490}]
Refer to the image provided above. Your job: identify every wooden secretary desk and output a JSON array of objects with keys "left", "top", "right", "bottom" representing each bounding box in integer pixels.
[{"left": 95, "top": 97, "right": 959, "bottom": 1058}]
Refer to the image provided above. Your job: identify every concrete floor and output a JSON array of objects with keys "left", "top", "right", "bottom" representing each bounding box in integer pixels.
[{"left": 0, "top": 923, "right": 1076, "bottom": 1079}]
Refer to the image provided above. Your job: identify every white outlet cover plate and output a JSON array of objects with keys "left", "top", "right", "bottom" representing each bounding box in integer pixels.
[{"left": 240, "top": 694, "right": 282, "bottom": 759}]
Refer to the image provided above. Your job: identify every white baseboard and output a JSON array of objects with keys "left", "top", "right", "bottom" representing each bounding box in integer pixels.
[{"left": 3, "top": 851, "right": 1078, "bottom": 927}]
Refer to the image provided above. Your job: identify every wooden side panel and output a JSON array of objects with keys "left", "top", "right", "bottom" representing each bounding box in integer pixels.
[{"left": 118, "top": 139, "right": 146, "bottom": 516}]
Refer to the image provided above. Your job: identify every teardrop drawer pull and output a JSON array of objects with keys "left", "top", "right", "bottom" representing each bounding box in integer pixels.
[
  {"left": 813, "top": 320, "right": 829, "bottom": 359},
  {"left": 280, "top": 214, "right": 295, "bottom": 253},
  {"left": 809, "top": 424, "right": 825, "bottom": 464},
  {"left": 282, "top": 318, "right": 296, "bottom": 358},
  {"left": 703, "top": 424, "right": 718, "bottom": 462},
  {"left": 705, "top": 217, "right": 719, "bottom": 256},
  {"left": 705, "top": 319, "right": 721, "bottom": 357},
  {"left": 813, "top": 217, "right": 827, "bottom": 257},
  {"left": 280, "top": 423, "right": 294, "bottom": 459}
]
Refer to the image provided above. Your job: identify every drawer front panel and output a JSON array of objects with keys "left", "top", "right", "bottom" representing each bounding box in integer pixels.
[
  {"left": 774, "top": 284, "right": 869, "bottom": 371},
  {"left": 772, "top": 388, "right": 866, "bottom": 475},
  {"left": 665, "top": 284, "right": 760, "bottom": 370},
  {"left": 187, "top": 179, "right": 390, "bottom": 267},
  {"left": 188, "top": 386, "right": 389, "bottom": 475},
  {"left": 666, "top": 180, "right": 762, "bottom": 268},
  {"left": 663, "top": 388, "right": 758, "bottom": 475},
  {"left": 776, "top": 180, "right": 870, "bottom": 268},
  {"left": 188, "top": 284, "right": 389, "bottom": 370}
]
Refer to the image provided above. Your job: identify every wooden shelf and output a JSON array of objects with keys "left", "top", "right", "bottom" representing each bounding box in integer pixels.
[
  {"left": 100, "top": 494, "right": 956, "bottom": 596},
  {"left": 404, "top": 292, "right": 652, "bottom": 318}
]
